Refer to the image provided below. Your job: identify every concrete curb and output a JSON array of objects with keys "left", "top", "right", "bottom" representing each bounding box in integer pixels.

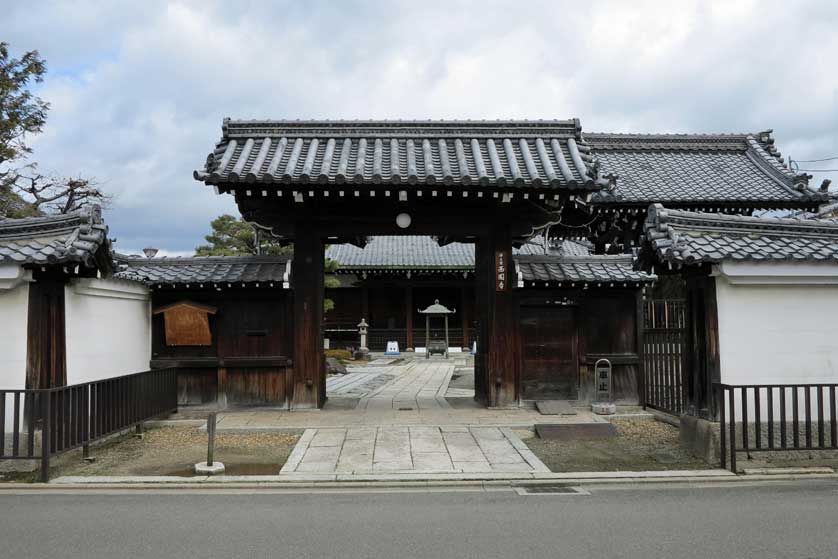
[{"left": 3, "top": 471, "right": 838, "bottom": 492}]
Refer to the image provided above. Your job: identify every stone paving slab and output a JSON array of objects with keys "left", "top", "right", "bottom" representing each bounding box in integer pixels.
[{"left": 281, "top": 426, "right": 549, "bottom": 475}]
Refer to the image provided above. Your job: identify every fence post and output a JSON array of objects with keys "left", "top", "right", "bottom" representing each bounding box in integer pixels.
[
  {"left": 718, "top": 385, "right": 726, "bottom": 470},
  {"left": 728, "top": 388, "right": 736, "bottom": 473},
  {"left": 40, "top": 391, "right": 51, "bottom": 483}
]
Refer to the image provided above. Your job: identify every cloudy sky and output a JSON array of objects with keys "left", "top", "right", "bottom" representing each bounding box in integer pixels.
[{"left": 5, "top": 0, "right": 838, "bottom": 254}]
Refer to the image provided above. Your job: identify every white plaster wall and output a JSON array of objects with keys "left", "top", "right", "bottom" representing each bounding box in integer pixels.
[
  {"left": 0, "top": 282, "right": 29, "bottom": 391},
  {"left": 64, "top": 278, "right": 151, "bottom": 385},
  {"left": 715, "top": 266, "right": 838, "bottom": 421},
  {"left": 0, "top": 280, "right": 30, "bottom": 433}
]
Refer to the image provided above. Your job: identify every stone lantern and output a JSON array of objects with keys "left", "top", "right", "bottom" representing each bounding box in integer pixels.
[{"left": 354, "top": 318, "right": 370, "bottom": 361}]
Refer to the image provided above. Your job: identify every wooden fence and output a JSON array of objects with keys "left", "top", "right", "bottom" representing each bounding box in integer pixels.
[
  {"left": 643, "top": 299, "right": 687, "bottom": 416},
  {"left": 717, "top": 383, "right": 838, "bottom": 472},
  {"left": 0, "top": 368, "right": 177, "bottom": 481}
]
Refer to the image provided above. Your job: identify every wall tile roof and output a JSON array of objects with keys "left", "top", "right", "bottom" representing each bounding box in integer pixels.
[
  {"left": 194, "top": 119, "right": 611, "bottom": 190},
  {"left": 116, "top": 237, "right": 648, "bottom": 287},
  {"left": 514, "top": 237, "right": 593, "bottom": 256},
  {"left": 587, "top": 132, "right": 828, "bottom": 205},
  {"left": 643, "top": 203, "right": 838, "bottom": 266},
  {"left": 114, "top": 255, "right": 291, "bottom": 286},
  {"left": 0, "top": 206, "right": 110, "bottom": 270},
  {"left": 517, "top": 254, "right": 655, "bottom": 285}
]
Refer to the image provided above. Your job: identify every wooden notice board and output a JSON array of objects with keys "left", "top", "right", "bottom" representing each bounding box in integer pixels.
[{"left": 153, "top": 301, "right": 217, "bottom": 346}]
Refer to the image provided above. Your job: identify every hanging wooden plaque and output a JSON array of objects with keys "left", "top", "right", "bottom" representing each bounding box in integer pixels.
[{"left": 495, "top": 250, "right": 508, "bottom": 292}]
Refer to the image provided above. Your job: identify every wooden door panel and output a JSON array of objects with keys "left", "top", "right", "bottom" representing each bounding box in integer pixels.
[{"left": 520, "top": 307, "right": 578, "bottom": 400}]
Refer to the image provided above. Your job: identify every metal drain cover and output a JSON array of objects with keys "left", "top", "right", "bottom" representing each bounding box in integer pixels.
[{"left": 515, "top": 484, "right": 590, "bottom": 496}]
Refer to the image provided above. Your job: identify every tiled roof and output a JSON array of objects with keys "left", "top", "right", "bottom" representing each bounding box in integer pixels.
[
  {"left": 514, "top": 237, "right": 593, "bottom": 256},
  {"left": 517, "top": 254, "right": 655, "bottom": 285},
  {"left": 643, "top": 203, "right": 838, "bottom": 266},
  {"left": 114, "top": 255, "right": 291, "bottom": 286},
  {"left": 588, "top": 131, "right": 828, "bottom": 205},
  {"left": 326, "top": 235, "right": 651, "bottom": 285},
  {"left": 194, "top": 119, "right": 612, "bottom": 190},
  {"left": 0, "top": 206, "right": 110, "bottom": 270},
  {"left": 326, "top": 236, "right": 474, "bottom": 270}
]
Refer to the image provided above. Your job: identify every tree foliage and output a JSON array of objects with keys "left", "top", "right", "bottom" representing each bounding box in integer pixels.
[
  {"left": 195, "top": 214, "right": 293, "bottom": 256},
  {"left": 0, "top": 43, "right": 106, "bottom": 218},
  {"left": 0, "top": 42, "right": 48, "bottom": 167},
  {"left": 196, "top": 214, "right": 340, "bottom": 311}
]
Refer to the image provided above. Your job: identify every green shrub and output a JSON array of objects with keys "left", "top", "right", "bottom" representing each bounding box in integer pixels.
[{"left": 325, "top": 349, "right": 353, "bottom": 361}]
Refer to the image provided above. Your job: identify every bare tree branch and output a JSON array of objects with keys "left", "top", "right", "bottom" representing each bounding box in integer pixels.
[{"left": 10, "top": 168, "right": 111, "bottom": 214}]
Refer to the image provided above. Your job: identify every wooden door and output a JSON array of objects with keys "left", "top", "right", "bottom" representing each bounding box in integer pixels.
[{"left": 520, "top": 306, "right": 578, "bottom": 400}]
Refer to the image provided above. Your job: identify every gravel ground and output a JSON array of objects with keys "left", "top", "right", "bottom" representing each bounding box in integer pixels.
[
  {"left": 522, "top": 418, "right": 714, "bottom": 472},
  {"left": 45, "top": 425, "right": 300, "bottom": 478}
]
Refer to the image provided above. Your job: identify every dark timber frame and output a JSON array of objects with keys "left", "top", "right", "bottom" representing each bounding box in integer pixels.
[{"left": 194, "top": 120, "right": 613, "bottom": 407}]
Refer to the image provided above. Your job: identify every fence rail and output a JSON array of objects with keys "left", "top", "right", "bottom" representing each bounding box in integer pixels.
[
  {"left": 0, "top": 368, "right": 178, "bottom": 481},
  {"left": 643, "top": 299, "right": 687, "bottom": 416},
  {"left": 717, "top": 383, "right": 838, "bottom": 472}
]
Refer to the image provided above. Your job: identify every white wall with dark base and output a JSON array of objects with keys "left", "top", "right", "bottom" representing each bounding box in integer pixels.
[{"left": 64, "top": 278, "right": 151, "bottom": 385}]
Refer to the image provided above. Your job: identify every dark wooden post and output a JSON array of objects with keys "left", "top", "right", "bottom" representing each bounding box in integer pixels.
[
  {"left": 361, "top": 286, "right": 369, "bottom": 325},
  {"left": 405, "top": 286, "right": 414, "bottom": 350},
  {"left": 476, "top": 226, "right": 519, "bottom": 407},
  {"left": 292, "top": 224, "right": 325, "bottom": 409},
  {"left": 26, "top": 279, "right": 67, "bottom": 391},
  {"left": 685, "top": 274, "right": 721, "bottom": 419},
  {"left": 461, "top": 286, "right": 470, "bottom": 350},
  {"left": 636, "top": 289, "right": 646, "bottom": 407}
]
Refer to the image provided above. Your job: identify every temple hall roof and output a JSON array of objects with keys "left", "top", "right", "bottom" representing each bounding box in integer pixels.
[{"left": 326, "top": 236, "right": 474, "bottom": 270}]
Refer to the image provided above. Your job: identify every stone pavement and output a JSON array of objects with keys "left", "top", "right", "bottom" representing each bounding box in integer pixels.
[
  {"left": 280, "top": 426, "right": 550, "bottom": 475},
  {"left": 356, "top": 360, "right": 454, "bottom": 410}
]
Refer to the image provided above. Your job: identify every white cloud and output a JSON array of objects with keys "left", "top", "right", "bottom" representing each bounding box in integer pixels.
[{"left": 4, "top": 0, "right": 837, "bottom": 250}]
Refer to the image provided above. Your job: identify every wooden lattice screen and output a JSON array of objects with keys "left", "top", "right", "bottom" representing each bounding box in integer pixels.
[{"left": 643, "top": 299, "right": 687, "bottom": 416}]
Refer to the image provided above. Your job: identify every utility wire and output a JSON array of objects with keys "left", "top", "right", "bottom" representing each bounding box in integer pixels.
[{"left": 793, "top": 156, "right": 838, "bottom": 163}]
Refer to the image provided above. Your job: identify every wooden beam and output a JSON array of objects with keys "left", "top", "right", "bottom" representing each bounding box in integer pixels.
[{"left": 291, "top": 224, "right": 325, "bottom": 409}]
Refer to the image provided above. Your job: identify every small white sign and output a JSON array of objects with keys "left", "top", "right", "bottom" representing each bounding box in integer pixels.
[{"left": 385, "top": 341, "right": 400, "bottom": 355}]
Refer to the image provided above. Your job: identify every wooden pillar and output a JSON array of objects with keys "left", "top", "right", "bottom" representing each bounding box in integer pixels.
[
  {"left": 636, "top": 289, "right": 646, "bottom": 407},
  {"left": 405, "top": 285, "right": 414, "bottom": 350},
  {"left": 26, "top": 278, "right": 67, "bottom": 390},
  {"left": 292, "top": 225, "right": 325, "bottom": 409},
  {"left": 685, "top": 274, "right": 721, "bottom": 419},
  {"left": 473, "top": 240, "right": 488, "bottom": 403},
  {"left": 475, "top": 226, "right": 519, "bottom": 407},
  {"left": 361, "top": 285, "right": 369, "bottom": 323},
  {"left": 461, "top": 285, "right": 470, "bottom": 350}
]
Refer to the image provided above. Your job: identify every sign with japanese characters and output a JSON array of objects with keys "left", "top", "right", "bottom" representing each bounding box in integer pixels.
[{"left": 495, "top": 250, "right": 508, "bottom": 292}]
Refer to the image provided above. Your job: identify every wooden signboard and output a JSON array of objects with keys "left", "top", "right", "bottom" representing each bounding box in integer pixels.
[
  {"left": 495, "top": 250, "right": 508, "bottom": 292},
  {"left": 153, "top": 301, "right": 217, "bottom": 346}
]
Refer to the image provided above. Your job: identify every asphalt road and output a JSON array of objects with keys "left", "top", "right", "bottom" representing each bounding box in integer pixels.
[{"left": 1, "top": 480, "right": 837, "bottom": 558}]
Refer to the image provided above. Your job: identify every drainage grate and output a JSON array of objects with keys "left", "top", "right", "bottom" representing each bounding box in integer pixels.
[
  {"left": 515, "top": 484, "right": 590, "bottom": 496},
  {"left": 398, "top": 407, "right": 414, "bottom": 411}
]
